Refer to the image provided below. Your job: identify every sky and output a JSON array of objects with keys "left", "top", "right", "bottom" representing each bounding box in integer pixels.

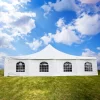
[{"left": 0, "top": 0, "right": 100, "bottom": 69}]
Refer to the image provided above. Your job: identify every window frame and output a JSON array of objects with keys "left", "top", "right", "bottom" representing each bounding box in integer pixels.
[
  {"left": 40, "top": 62, "right": 49, "bottom": 72},
  {"left": 16, "top": 61, "right": 25, "bottom": 72},
  {"left": 84, "top": 62, "right": 92, "bottom": 72},
  {"left": 63, "top": 62, "right": 72, "bottom": 72}
]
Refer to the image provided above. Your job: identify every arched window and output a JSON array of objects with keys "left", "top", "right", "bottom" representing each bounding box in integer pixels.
[
  {"left": 85, "top": 62, "right": 92, "bottom": 71},
  {"left": 40, "top": 62, "right": 49, "bottom": 72},
  {"left": 64, "top": 62, "right": 72, "bottom": 72},
  {"left": 16, "top": 62, "right": 25, "bottom": 72}
]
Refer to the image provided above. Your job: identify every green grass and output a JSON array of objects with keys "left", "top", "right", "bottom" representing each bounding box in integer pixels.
[{"left": 0, "top": 70, "right": 100, "bottom": 100}]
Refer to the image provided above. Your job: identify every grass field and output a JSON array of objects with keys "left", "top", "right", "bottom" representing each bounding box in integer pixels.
[{"left": 0, "top": 70, "right": 100, "bottom": 100}]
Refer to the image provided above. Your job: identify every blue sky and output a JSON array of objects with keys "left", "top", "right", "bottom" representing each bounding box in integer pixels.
[{"left": 0, "top": 0, "right": 100, "bottom": 69}]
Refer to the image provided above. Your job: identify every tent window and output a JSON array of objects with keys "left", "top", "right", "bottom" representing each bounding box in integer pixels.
[
  {"left": 85, "top": 62, "right": 92, "bottom": 71},
  {"left": 16, "top": 62, "right": 25, "bottom": 72},
  {"left": 40, "top": 62, "right": 49, "bottom": 72},
  {"left": 64, "top": 62, "right": 72, "bottom": 72}
]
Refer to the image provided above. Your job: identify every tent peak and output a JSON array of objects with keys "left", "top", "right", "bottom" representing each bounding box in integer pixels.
[{"left": 46, "top": 44, "right": 53, "bottom": 48}]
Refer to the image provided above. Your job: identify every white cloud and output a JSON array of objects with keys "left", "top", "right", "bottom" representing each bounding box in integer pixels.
[
  {"left": 41, "top": 2, "right": 52, "bottom": 16},
  {"left": 0, "top": 0, "right": 31, "bottom": 8},
  {"left": 0, "top": 52, "right": 7, "bottom": 68},
  {"left": 52, "top": 0, "right": 79, "bottom": 12},
  {"left": 82, "top": 48, "right": 96, "bottom": 57},
  {"left": 82, "top": 48, "right": 100, "bottom": 69},
  {"left": 0, "top": 0, "right": 36, "bottom": 37},
  {"left": 78, "top": 0, "right": 100, "bottom": 15},
  {"left": 41, "top": 0, "right": 79, "bottom": 16},
  {"left": 26, "top": 39, "right": 42, "bottom": 51},
  {"left": 0, "top": 32, "right": 15, "bottom": 50},
  {"left": 74, "top": 13, "right": 100, "bottom": 35},
  {"left": 12, "top": 16, "right": 36, "bottom": 36},
  {"left": 97, "top": 47, "right": 100, "bottom": 50},
  {"left": 26, "top": 18, "right": 81, "bottom": 51},
  {"left": 42, "top": 0, "right": 100, "bottom": 16},
  {"left": 40, "top": 18, "right": 81, "bottom": 46},
  {"left": 0, "top": 0, "right": 36, "bottom": 49},
  {"left": 26, "top": 14, "right": 100, "bottom": 51},
  {"left": 56, "top": 18, "right": 65, "bottom": 27},
  {"left": 53, "top": 27, "right": 80, "bottom": 45},
  {"left": 12, "top": 0, "right": 31, "bottom": 5},
  {"left": 41, "top": 33, "right": 53, "bottom": 45},
  {"left": 53, "top": 18, "right": 80, "bottom": 45},
  {"left": 26, "top": 33, "right": 53, "bottom": 50},
  {"left": 80, "top": 0, "right": 100, "bottom": 4}
]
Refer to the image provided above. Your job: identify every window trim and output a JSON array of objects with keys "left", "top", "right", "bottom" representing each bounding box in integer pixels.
[
  {"left": 63, "top": 62, "right": 72, "bottom": 72},
  {"left": 84, "top": 62, "right": 92, "bottom": 72},
  {"left": 16, "top": 61, "right": 25, "bottom": 72},
  {"left": 40, "top": 62, "right": 49, "bottom": 72}
]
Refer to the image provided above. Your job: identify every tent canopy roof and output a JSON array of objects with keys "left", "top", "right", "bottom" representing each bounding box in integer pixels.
[{"left": 8, "top": 45, "right": 96, "bottom": 60}]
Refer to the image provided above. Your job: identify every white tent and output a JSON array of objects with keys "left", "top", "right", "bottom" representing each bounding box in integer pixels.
[{"left": 4, "top": 45, "right": 98, "bottom": 76}]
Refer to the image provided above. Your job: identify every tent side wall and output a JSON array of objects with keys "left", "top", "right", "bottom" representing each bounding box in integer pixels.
[
  {"left": 76, "top": 59, "right": 98, "bottom": 76},
  {"left": 4, "top": 58, "right": 8, "bottom": 76},
  {"left": 4, "top": 58, "right": 98, "bottom": 76},
  {"left": 29, "top": 59, "right": 77, "bottom": 76},
  {"left": 4, "top": 59, "right": 77, "bottom": 76},
  {"left": 4, "top": 58, "right": 30, "bottom": 76}
]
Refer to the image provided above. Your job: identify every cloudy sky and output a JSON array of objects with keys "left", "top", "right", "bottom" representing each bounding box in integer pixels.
[{"left": 0, "top": 0, "right": 100, "bottom": 69}]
